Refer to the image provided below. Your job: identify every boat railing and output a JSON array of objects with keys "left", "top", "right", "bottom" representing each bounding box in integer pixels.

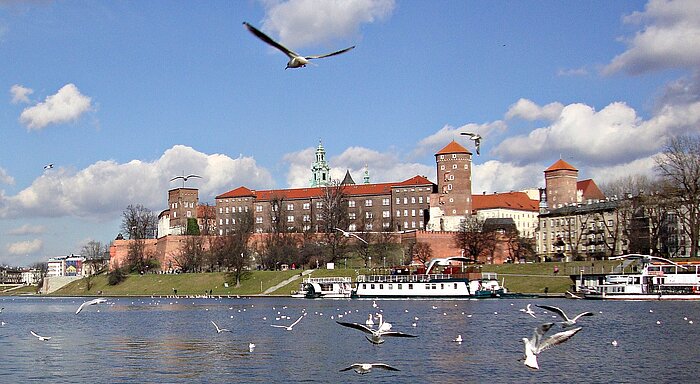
[
  {"left": 303, "top": 277, "right": 352, "bottom": 284},
  {"left": 357, "top": 274, "right": 473, "bottom": 283}
]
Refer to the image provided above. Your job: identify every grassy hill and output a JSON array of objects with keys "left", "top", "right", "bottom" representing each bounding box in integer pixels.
[{"left": 51, "top": 261, "right": 621, "bottom": 297}]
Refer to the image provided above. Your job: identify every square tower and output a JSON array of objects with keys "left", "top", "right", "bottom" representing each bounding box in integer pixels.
[{"left": 168, "top": 188, "right": 199, "bottom": 235}]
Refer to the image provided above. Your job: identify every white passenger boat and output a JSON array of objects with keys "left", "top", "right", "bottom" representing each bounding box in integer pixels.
[
  {"left": 580, "top": 254, "right": 700, "bottom": 300},
  {"left": 292, "top": 277, "right": 353, "bottom": 299},
  {"left": 352, "top": 256, "right": 505, "bottom": 299}
]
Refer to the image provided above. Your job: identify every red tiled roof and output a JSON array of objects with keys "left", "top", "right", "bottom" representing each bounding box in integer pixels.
[
  {"left": 216, "top": 176, "right": 437, "bottom": 202},
  {"left": 435, "top": 140, "right": 471, "bottom": 155},
  {"left": 545, "top": 159, "right": 577, "bottom": 172},
  {"left": 577, "top": 179, "right": 605, "bottom": 201},
  {"left": 472, "top": 191, "right": 539, "bottom": 212},
  {"left": 215, "top": 186, "right": 256, "bottom": 199},
  {"left": 394, "top": 175, "right": 434, "bottom": 187}
]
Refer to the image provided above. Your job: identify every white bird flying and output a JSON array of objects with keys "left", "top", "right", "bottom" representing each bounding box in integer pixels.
[
  {"left": 535, "top": 305, "right": 594, "bottom": 327},
  {"left": 522, "top": 323, "right": 582, "bottom": 370},
  {"left": 75, "top": 298, "right": 107, "bottom": 314},
  {"left": 43, "top": 163, "right": 54, "bottom": 170},
  {"left": 271, "top": 314, "right": 305, "bottom": 331},
  {"left": 334, "top": 228, "right": 369, "bottom": 244},
  {"left": 520, "top": 303, "right": 537, "bottom": 318},
  {"left": 30, "top": 330, "right": 51, "bottom": 341},
  {"left": 211, "top": 320, "right": 231, "bottom": 333},
  {"left": 243, "top": 22, "right": 355, "bottom": 69},
  {"left": 340, "top": 363, "right": 400, "bottom": 375},
  {"left": 336, "top": 320, "right": 417, "bottom": 345},
  {"left": 460, "top": 132, "right": 482, "bottom": 156}
]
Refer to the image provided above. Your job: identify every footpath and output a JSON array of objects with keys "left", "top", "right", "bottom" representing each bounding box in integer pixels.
[{"left": 262, "top": 269, "right": 314, "bottom": 294}]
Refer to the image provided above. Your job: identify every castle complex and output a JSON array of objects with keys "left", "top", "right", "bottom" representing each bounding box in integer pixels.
[{"left": 117, "top": 139, "right": 633, "bottom": 271}]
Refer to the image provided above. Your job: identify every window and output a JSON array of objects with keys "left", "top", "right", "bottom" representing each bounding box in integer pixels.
[
  {"left": 366, "top": 212, "right": 373, "bottom": 219},
  {"left": 225, "top": 218, "right": 229, "bottom": 225},
  {"left": 303, "top": 215, "right": 310, "bottom": 222},
  {"left": 411, "top": 209, "right": 416, "bottom": 217},
  {"left": 403, "top": 197, "right": 408, "bottom": 204},
  {"left": 316, "top": 202, "right": 323, "bottom": 209},
  {"left": 396, "top": 197, "right": 401, "bottom": 204},
  {"left": 348, "top": 200, "right": 356, "bottom": 208},
  {"left": 365, "top": 199, "right": 373, "bottom": 207},
  {"left": 256, "top": 216, "right": 263, "bottom": 224},
  {"left": 225, "top": 207, "right": 229, "bottom": 214},
  {"left": 287, "top": 204, "right": 294, "bottom": 211},
  {"left": 367, "top": 223, "right": 373, "bottom": 230},
  {"left": 382, "top": 198, "right": 390, "bottom": 206},
  {"left": 256, "top": 205, "right": 263, "bottom": 212},
  {"left": 303, "top": 203, "right": 310, "bottom": 210},
  {"left": 287, "top": 215, "right": 294, "bottom": 223},
  {"left": 440, "top": 164, "right": 445, "bottom": 170},
  {"left": 349, "top": 212, "right": 356, "bottom": 220},
  {"left": 419, "top": 196, "right": 423, "bottom": 204},
  {"left": 452, "top": 164, "right": 457, "bottom": 169},
  {"left": 396, "top": 210, "right": 401, "bottom": 217},
  {"left": 408, "top": 283, "right": 413, "bottom": 289},
  {"left": 383, "top": 210, "right": 390, "bottom": 218},
  {"left": 349, "top": 224, "right": 356, "bottom": 231},
  {"left": 404, "top": 209, "right": 408, "bottom": 216}
]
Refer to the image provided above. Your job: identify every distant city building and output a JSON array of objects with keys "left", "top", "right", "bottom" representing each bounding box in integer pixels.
[
  {"left": 473, "top": 191, "right": 539, "bottom": 238},
  {"left": 47, "top": 255, "right": 86, "bottom": 277}
]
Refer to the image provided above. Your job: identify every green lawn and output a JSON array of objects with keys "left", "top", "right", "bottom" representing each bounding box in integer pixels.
[{"left": 52, "top": 260, "right": 627, "bottom": 296}]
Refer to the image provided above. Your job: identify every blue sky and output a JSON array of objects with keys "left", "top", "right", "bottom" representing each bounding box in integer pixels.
[{"left": 1, "top": 0, "right": 699, "bottom": 266}]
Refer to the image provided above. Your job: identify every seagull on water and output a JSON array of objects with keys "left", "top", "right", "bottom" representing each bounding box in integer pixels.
[
  {"left": 336, "top": 318, "right": 417, "bottom": 345},
  {"left": 243, "top": 22, "right": 355, "bottom": 70},
  {"left": 460, "top": 132, "right": 482, "bottom": 155},
  {"left": 522, "top": 322, "right": 582, "bottom": 370},
  {"left": 211, "top": 320, "right": 231, "bottom": 333},
  {"left": 453, "top": 335, "right": 463, "bottom": 343},
  {"left": 30, "top": 330, "right": 51, "bottom": 341},
  {"left": 520, "top": 304, "right": 537, "bottom": 318},
  {"left": 271, "top": 314, "right": 305, "bottom": 331},
  {"left": 340, "top": 363, "right": 400, "bottom": 375},
  {"left": 248, "top": 343, "right": 255, "bottom": 352},
  {"left": 75, "top": 298, "right": 107, "bottom": 314},
  {"left": 535, "top": 304, "right": 593, "bottom": 327}
]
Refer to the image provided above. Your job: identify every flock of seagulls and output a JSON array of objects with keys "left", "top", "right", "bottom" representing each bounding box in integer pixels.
[{"left": 7, "top": 294, "right": 695, "bottom": 377}]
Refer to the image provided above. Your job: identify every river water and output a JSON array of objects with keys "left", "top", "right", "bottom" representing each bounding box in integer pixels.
[{"left": 0, "top": 296, "right": 698, "bottom": 383}]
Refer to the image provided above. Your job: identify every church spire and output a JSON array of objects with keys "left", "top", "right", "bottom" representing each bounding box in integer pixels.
[
  {"left": 310, "top": 139, "right": 331, "bottom": 187},
  {"left": 363, "top": 164, "right": 370, "bottom": 184}
]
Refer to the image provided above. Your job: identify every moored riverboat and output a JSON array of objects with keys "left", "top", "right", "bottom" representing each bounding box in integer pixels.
[
  {"left": 292, "top": 277, "right": 353, "bottom": 298},
  {"left": 352, "top": 256, "right": 505, "bottom": 298},
  {"left": 579, "top": 254, "right": 700, "bottom": 300}
]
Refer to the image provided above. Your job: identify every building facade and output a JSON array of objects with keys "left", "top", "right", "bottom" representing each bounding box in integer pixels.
[{"left": 427, "top": 141, "right": 474, "bottom": 231}]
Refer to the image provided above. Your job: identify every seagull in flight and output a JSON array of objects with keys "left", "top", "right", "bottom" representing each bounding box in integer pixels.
[
  {"left": 30, "top": 330, "right": 51, "bottom": 341},
  {"left": 75, "top": 298, "right": 107, "bottom": 314},
  {"left": 460, "top": 132, "right": 482, "bottom": 156},
  {"left": 520, "top": 304, "right": 537, "bottom": 318},
  {"left": 536, "top": 305, "right": 594, "bottom": 327},
  {"left": 340, "top": 363, "right": 400, "bottom": 375},
  {"left": 522, "top": 323, "right": 581, "bottom": 370},
  {"left": 170, "top": 174, "right": 202, "bottom": 182},
  {"left": 43, "top": 163, "right": 54, "bottom": 170},
  {"left": 211, "top": 320, "right": 231, "bottom": 333},
  {"left": 336, "top": 319, "right": 417, "bottom": 345},
  {"left": 271, "top": 314, "right": 305, "bottom": 331},
  {"left": 243, "top": 22, "right": 355, "bottom": 69},
  {"left": 334, "top": 228, "right": 368, "bottom": 244}
]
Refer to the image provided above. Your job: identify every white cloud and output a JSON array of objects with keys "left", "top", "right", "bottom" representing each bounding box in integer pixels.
[
  {"left": 10, "top": 84, "right": 33, "bottom": 104},
  {"left": 505, "top": 98, "right": 564, "bottom": 121},
  {"left": 283, "top": 145, "right": 434, "bottom": 189},
  {"left": 604, "top": 0, "right": 700, "bottom": 75},
  {"left": 7, "top": 224, "right": 45, "bottom": 236},
  {"left": 472, "top": 160, "right": 544, "bottom": 195},
  {"left": 0, "top": 167, "right": 14, "bottom": 185},
  {"left": 261, "top": 0, "right": 395, "bottom": 48},
  {"left": 587, "top": 156, "right": 657, "bottom": 186},
  {"left": 0, "top": 145, "right": 274, "bottom": 219},
  {"left": 7, "top": 239, "right": 43, "bottom": 255},
  {"left": 412, "top": 121, "right": 506, "bottom": 158},
  {"left": 19, "top": 83, "right": 92, "bottom": 130}
]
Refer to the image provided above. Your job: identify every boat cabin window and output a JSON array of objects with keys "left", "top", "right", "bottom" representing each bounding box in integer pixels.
[
  {"left": 426, "top": 284, "right": 430, "bottom": 290},
  {"left": 388, "top": 284, "right": 393, "bottom": 290},
  {"left": 371, "top": 284, "right": 375, "bottom": 290},
  {"left": 440, "top": 284, "right": 444, "bottom": 290},
  {"left": 362, "top": 284, "right": 366, "bottom": 289},
  {"left": 408, "top": 284, "right": 413, "bottom": 290},
  {"left": 398, "top": 284, "right": 402, "bottom": 289},
  {"left": 454, "top": 283, "right": 458, "bottom": 289},
  {"left": 432, "top": 284, "right": 437, "bottom": 290},
  {"left": 380, "top": 284, "right": 384, "bottom": 290}
]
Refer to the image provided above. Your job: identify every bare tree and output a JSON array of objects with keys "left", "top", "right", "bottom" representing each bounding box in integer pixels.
[
  {"left": 121, "top": 204, "right": 157, "bottom": 240},
  {"left": 318, "top": 181, "right": 350, "bottom": 263},
  {"left": 215, "top": 210, "right": 255, "bottom": 287},
  {"left": 413, "top": 242, "right": 433, "bottom": 267},
  {"left": 453, "top": 216, "right": 496, "bottom": 263},
  {"left": 655, "top": 135, "right": 700, "bottom": 257},
  {"left": 171, "top": 236, "right": 206, "bottom": 272}
]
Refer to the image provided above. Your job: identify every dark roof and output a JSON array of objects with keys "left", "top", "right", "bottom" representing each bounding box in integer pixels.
[{"left": 341, "top": 170, "right": 355, "bottom": 185}]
